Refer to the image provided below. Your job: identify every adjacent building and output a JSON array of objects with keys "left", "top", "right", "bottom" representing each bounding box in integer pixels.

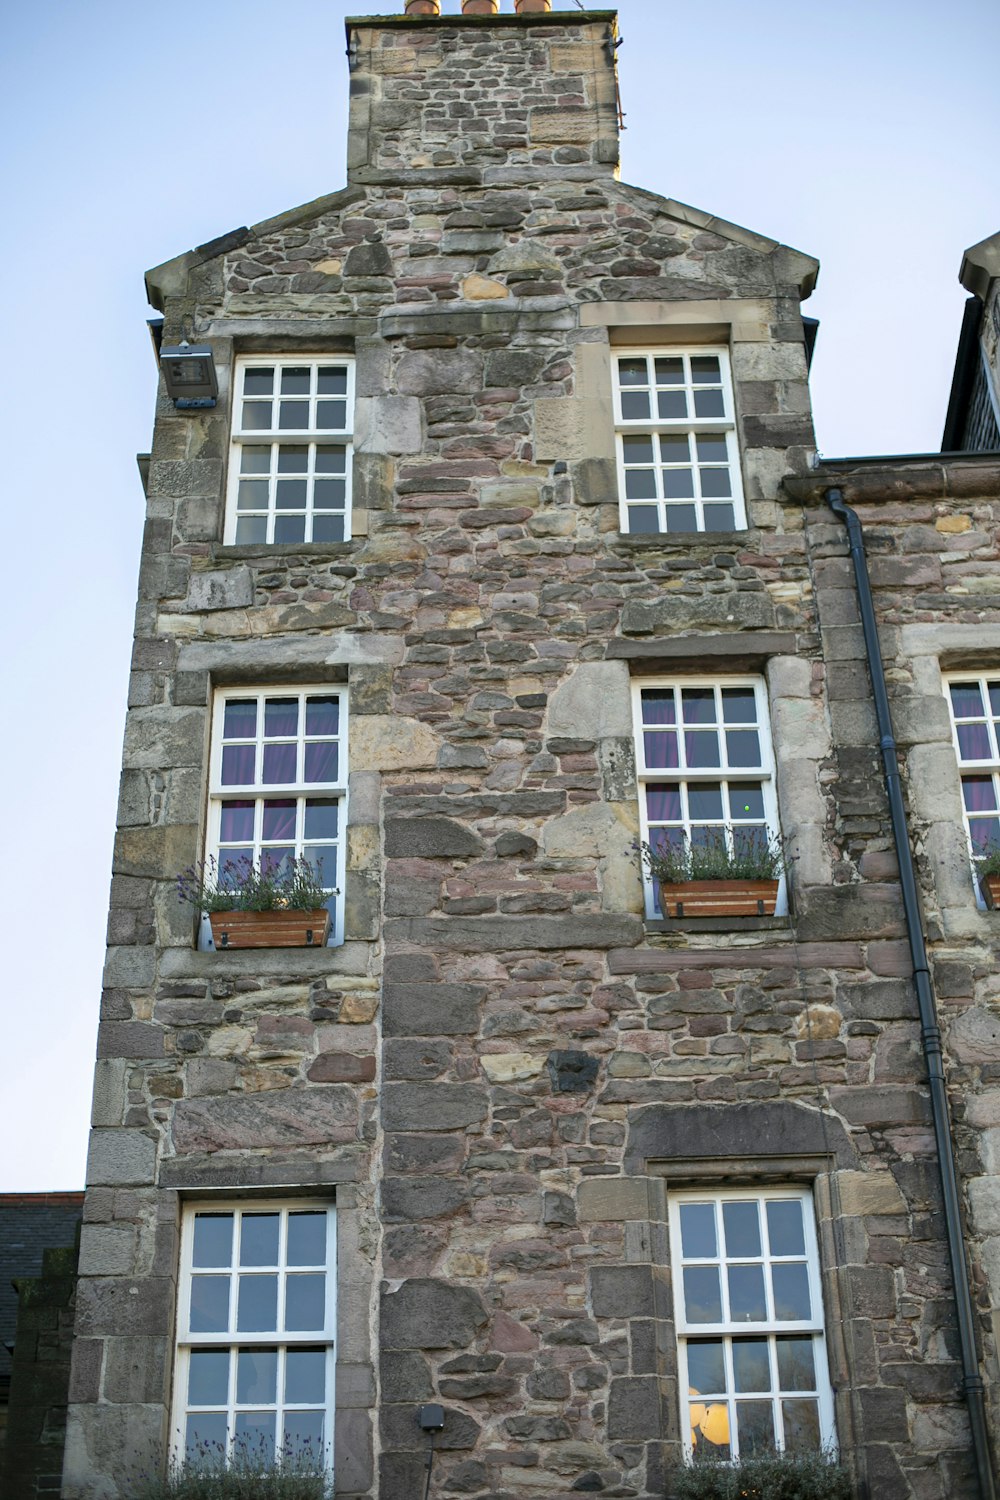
[{"left": 60, "top": 4, "right": 1000, "bottom": 1497}]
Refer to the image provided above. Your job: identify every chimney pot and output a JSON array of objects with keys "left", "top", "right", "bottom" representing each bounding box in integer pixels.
[
  {"left": 514, "top": 0, "right": 553, "bottom": 10},
  {"left": 404, "top": 0, "right": 441, "bottom": 12},
  {"left": 461, "top": 0, "right": 500, "bottom": 13}
]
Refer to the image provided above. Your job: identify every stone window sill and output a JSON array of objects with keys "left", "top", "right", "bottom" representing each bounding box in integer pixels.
[
  {"left": 644, "top": 915, "right": 791, "bottom": 935},
  {"left": 210, "top": 541, "right": 358, "bottom": 561},
  {"left": 159, "top": 943, "right": 371, "bottom": 981},
  {"left": 614, "top": 530, "right": 752, "bottom": 549}
]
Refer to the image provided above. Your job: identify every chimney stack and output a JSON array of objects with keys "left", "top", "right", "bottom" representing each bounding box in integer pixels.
[
  {"left": 515, "top": 0, "right": 553, "bottom": 11},
  {"left": 460, "top": 0, "right": 500, "bottom": 12},
  {"left": 404, "top": 0, "right": 440, "bottom": 12}
]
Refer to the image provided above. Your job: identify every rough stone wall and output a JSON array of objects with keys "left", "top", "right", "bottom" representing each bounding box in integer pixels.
[
  {"left": 63, "top": 10, "right": 1000, "bottom": 1500},
  {"left": 2, "top": 1240, "right": 80, "bottom": 1499}
]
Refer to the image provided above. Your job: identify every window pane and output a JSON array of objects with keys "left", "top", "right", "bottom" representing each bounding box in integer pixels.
[
  {"left": 285, "top": 1274, "right": 326, "bottom": 1332},
  {"left": 277, "top": 446, "right": 309, "bottom": 473},
  {"left": 776, "top": 1337, "right": 816, "bottom": 1392},
  {"left": 237, "top": 1347, "right": 278, "bottom": 1404},
  {"left": 704, "top": 503, "right": 736, "bottom": 531},
  {"left": 658, "top": 390, "right": 688, "bottom": 419},
  {"left": 625, "top": 468, "right": 657, "bottom": 500},
  {"left": 237, "top": 480, "right": 269, "bottom": 510},
  {"left": 312, "top": 514, "right": 346, "bottom": 544},
  {"left": 281, "top": 367, "right": 311, "bottom": 395},
  {"left": 728, "top": 1265, "right": 767, "bottom": 1322},
  {"left": 686, "top": 732, "right": 721, "bottom": 768},
  {"left": 317, "top": 366, "right": 348, "bottom": 395},
  {"left": 219, "top": 803, "right": 255, "bottom": 844},
  {"left": 618, "top": 358, "right": 648, "bottom": 386},
  {"left": 663, "top": 468, "right": 695, "bottom": 499},
  {"left": 285, "top": 1348, "right": 327, "bottom": 1404},
  {"left": 772, "top": 1264, "right": 811, "bottom": 1321},
  {"left": 185, "top": 1412, "right": 227, "bottom": 1468},
  {"left": 283, "top": 1411, "right": 325, "bottom": 1464},
  {"left": 736, "top": 1400, "right": 775, "bottom": 1456},
  {"left": 655, "top": 357, "right": 684, "bottom": 384},
  {"left": 240, "top": 1214, "right": 280, "bottom": 1267},
  {"left": 621, "top": 392, "right": 650, "bottom": 420},
  {"left": 665, "top": 504, "right": 699, "bottom": 532},
  {"left": 683, "top": 1266, "right": 723, "bottom": 1323},
  {"left": 681, "top": 689, "right": 717, "bottom": 725},
  {"left": 261, "top": 847, "right": 294, "bottom": 876},
  {"left": 315, "top": 444, "right": 347, "bottom": 473},
  {"left": 313, "top": 480, "right": 346, "bottom": 508},
  {"left": 304, "top": 742, "right": 339, "bottom": 783},
  {"left": 235, "top": 516, "right": 268, "bottom": 545},
  {"left": 766, "top": 1200, "right": 806, "bottom": 1257},
  {"left": 696, "top": 434, "right": 729, "bottom": 462},
  {"left": 729, "top": 784, "right": 765, "bottom": 821},
  {"left": 623, "top": 435, "right": 655, "bottom": 463},
  {"left": 305, "top": 697, "right": 339, "bottom": 736},
  {"left": 680, "top": 1202, "right": 717, "bottom": 1258},
  {"left": 288, "top": 1212, "right": 327, "bottom": 1266},
  {"left": 244, "top": 368, "right": 274, "bottom": 396},
  {"left": 304, "top": 800, "right": 339, "bottom": 840},
  {"left": 646, "top": 784, "right": 682, "bottom": 822},
  {"left": 234, "top": 1412, "right": 276, "bottom": 1465},
  {"left": 963, "top": 776, "right": 998, "bottom": 812},
  {"left": 644, "top": 730, "right": 678, "bottom": 769},
  {"left": 723, "top": 1202, "right": 761, "bottom": 1258},
  {"left": 193, "top": 1214, "right": 234, "bottom": 1268},
  {"left": 732, "top": 1338, "right": 771, "bottom": 1393},
  {"left": 316, "top": 399, "right": 347, "bottom": 429},
  {"left": 688, "top": 784, "right": 724, "bottom": 821},
  {"left": 989, "top": 682, "right": 1000, "bottom": 718},
  {"left": 223, "top": 702, "right": 257, "bottom": 740},
  {"left": 275, "top": 480, "right": 307, "bottom": 510},
  {"left": 722, "top": 688, "right": 757, "bottom": 724},
  {"left": 950, "top": 682, "right": 984, "bottom": 718},
  {"left": 262, "top": 800, "right": 296, "bottom": 842},
  {"left": 240, "top": 445, "right": 271, "bottom": 474},
  {"left": 691, "top": 1400, "right": 730, "bottom": 1458},
  {"left": 700, "top": 468, "right": 732, "bottom": 497},
  {"left": 694, "top": 389, "right": 726, "bottom": 418},
  {"left": 726, "top": 729, "right": 761, "bottom": 767},
  {"left": 642, "top": 690, "right": 676, "bottom": 725},
  {"left": 237, "top": 1275, "right": 278, "bottom": 1332},
  {"left": 686, "top": 1339, "right": 726, "bottom": 1396},
  {"left": 660, "top": 433, "right": 691, "bottom": 460},
  {"left": 242, "top": 403, "right": 272, "bottom": 431},
  {"left": 957, "top": 723, "right": 992, "bottom": 760},
  {"left": 691, "top": 356, "right": 721, "bottom": 381},
  {"left": 190, "top": 1276, "right": 230, "bottom": 1334},
  {"left": 188, "top": 1350, "right": 230, "bottom": 1406},
  {"left": 970, "top": 817, "right": 1000, "bottom": 852},
  {"left": 278, "top": 400, "right": 309, "bottom": 430},
  {"left": 263, "top": 743, "right": 297, "bottom": 784},
  {"left": 221, "top": 745, "right": 256, "bottom": 786},
  {"left": 274, "top": 515, "right": 307, "bottom": 544},
  {"left": 782, "top": 1398, "right": 821, "bottom": 1452}
]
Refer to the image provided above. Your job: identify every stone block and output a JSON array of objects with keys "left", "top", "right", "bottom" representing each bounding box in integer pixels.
[
  {"left": 590, "top": 1265, "right": 654, "bottom": 1319},
  {"left": 307, "top": 1052, "right": 376, "bottom": 1083},
  {"left": 101, "top": 1335, "right": 169, "bottom": 1404},
  {"left": 386, "top": 913, "right": 643, "bottom": 953},
  {"left": 354, "top": 395, "right": 422, "bottom": 455},
  {"left": 172, "top": 1088, "right": 357, "bottom": 1152},
  {"left": 607, "top": 1376, "right": 661, "bottom": 1441},
  {"left": 835, "top": 1171, "right": 906, "bottom": 1216},
  {"left": 382, "top": 1083, "right": 488, "bottom": 1132},
  {"left": 335, "top": 1407, "right": 374, "bottom": 1495},
  {"left": 383, "top": 1175, "right": 470, "bottom": 1221},
  {"left": 837, "top": 979, "right": 915, "bottom": 1020},
  {"left": 621, "top": 591, "right": 776, "bottom": 634},
  {"left": 385, "top": 1134, "right": 465, "bottom": 1175},
  {"left": 829, "top": 1086, "right": 930, "bottom": 1127},
  {"left": 397, "top": 347, "right": 483, "bottom": 396},
  {"left": 548, "top": 1050, "right": 600, "bottom": 1093},
  {"left": 384, "top": 1039, "right": 452, "bottom": 1080},
  {"left": 948, "top": 1007, "right": 1000, "bottom": 1063},
  {"left": 577, "top": 1178, "right": 649, "bottom": 1223},
  {"left": 182, "top": 566, "right": 254, "bottom": 612},
  {"left": 534, "top": 396, "right": 615, "bottom": 464},
  {"left": 74, "top": 1277, "right": 173, "bottom": 1338},
  {"left": 78, "top": 1225, "right": 137, "bottom": 1278},
  {"left": 97, "top": 1021, "right": 165, "bottom": 1061},
  {"left": 383, "top": 983, "right": 484, "bottom": 1036},
  {"left": 381, "top": 1279, "right": 488, "bottom": 1350},
  {"left": 350, "top": 714, "right": 437, "bottom": 771},
  {"left": 384, "top": 817, "right": 484, "bottom": 858},
  {"left": 91, "top": 1059, "right": 127, "bottom": 1127},
  {"left": 846, "top": 1266, "right": 896, "bottom": 1319},
  {"left": 794, "top": 883, "right": 906, "bottom": 941},
  {"left": 344, "top": 240, "right": 392, "bottom": 277},
  {"left": 122, "top": 706, "right": 206, "bottom": 770},
  {"left": 381, "top": 1351, "right": 434, "bottom": 1403},
  {"left": 86, "top": 1129, "right": 156, "bottom": 1187}
]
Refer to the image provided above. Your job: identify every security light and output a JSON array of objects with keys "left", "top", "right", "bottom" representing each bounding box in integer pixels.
[{"left": 159, "top": 340, "right": 219, "bottom": 409}]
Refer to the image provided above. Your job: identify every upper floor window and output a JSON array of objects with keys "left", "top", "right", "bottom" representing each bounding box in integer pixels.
[
  {"left": 945, "top": 674, "right": 1000, "bottom": 891},
  {"left": 669, "top": 1187, "right": 835, "bottom": 1462},
  {"left": 173, "top": 1201, "right": 336, "bottom": 1474},
  {"left": 226, "top": 358, "right": 355, "bottom": 545},
  {"left": 208, "top": 687, "right": 347, "bottom": 944},
  {"left": 613, "top": 349, "right": 745, "bottom": 535},
  {"left": 632, "top": 678, "right": 778, "bottom": 920}
]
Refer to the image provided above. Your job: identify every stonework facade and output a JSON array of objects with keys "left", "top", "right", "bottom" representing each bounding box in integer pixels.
[{"left": 63, "top": 8, "right": 1000, "bottom": 1499}]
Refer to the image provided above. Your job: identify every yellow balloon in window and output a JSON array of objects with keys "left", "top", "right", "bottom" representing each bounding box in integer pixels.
[
  {"left": 689, "top": 1402, "right": 708, "bottom": 1432},
  {"left": 699, "top": 1402, "right": 731, "bottom": 1448}
]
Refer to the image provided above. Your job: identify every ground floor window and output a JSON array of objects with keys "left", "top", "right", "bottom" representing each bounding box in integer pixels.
[
  {"left": 173, "top": 1201, "right": 336, "bottom": 1473},
  {"left": 668, "top": 1187, "right": 835, "bottom": 1461}
]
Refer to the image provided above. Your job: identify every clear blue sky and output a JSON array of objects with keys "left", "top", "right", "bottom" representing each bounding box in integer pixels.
[{"left": 1, "top": 0, "right": 998, "bottom": 1190}]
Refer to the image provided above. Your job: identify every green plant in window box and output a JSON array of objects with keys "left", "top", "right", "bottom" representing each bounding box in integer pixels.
[
  {"left": 640, "top": 831, "right": 788, "bottom": 918},
  {"left": 132, "top": 1442, "right": 326, "bottom": 1498},
  {"left": 176, "top": 855, "right": 336, "bottom": 949},
  {"left": 976, "top": 844, "right": 1000, "bottom": 909},
  {"left": 667, "top": 1450, "right": 852, "bottom": 1500}
]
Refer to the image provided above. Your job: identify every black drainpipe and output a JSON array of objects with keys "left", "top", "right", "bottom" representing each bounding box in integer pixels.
[{"left": 825, "top": 487, "right": 996, "bottom": 1500}]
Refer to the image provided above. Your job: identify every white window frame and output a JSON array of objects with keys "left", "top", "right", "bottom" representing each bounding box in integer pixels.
[
  {"left": 668, "top": 1186, "right": 836, "bottom": 1463},
  {"left": 225, "top": 356, "right": 355, "bottom": 546},
  {"left": 943, "top": 671, "right": 1000, "bottom": 906},
  {"left": 613, "top": 347, "right": 746, "bottom": 535},
  {"left": 171, "top": 1200, "right": 337, "bottom": 1480},
  {"left": 631, "top": 676, "right": 782, "bottom": 919},
  {"left": 206, "top": 686, "right": 348, "bottom": 946}
]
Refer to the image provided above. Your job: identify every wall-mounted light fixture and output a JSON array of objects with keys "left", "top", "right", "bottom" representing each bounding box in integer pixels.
[{"left": 159, "top": 340, "right": 219, "bottom": 409}]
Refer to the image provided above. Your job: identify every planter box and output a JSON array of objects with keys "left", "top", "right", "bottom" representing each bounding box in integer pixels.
[
  {"left": 657, "top": 879, "right": 779, "bottom": 919},
  {"left": 208, "top": 909, "right": 330, "bottom": 950},
  {"left": 980, "top": 874, "right": 1000, "bottom": 909}
]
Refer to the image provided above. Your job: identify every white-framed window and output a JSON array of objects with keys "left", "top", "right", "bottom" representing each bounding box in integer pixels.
[
  {"left": 613, "top": 348, "right": 746, "bottom": 535},
  {"left": 944, "top": 673, "right": 1000, "bottom": 899},
  {"left": 225, "top": 357, "right": 355, "bottom": 545},
  {"left": 172, "top": 1201, "right": 336, "bottom": 1474},
  {"left": 632, "top": 677, "right": 779, "bottom": 919},
  {"left": 207, "top": 687, "right": 347, "bottom": 944},
  {"left": 669, "top": 1187, "right": 835, "bottom": 1462}
]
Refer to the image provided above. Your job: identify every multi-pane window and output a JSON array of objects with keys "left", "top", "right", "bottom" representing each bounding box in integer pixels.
[
  {"left": 613, "top": 350, "right": 745, "bottom": 534},
  {"left": 226, "top": 358, "right": 354, "bottom": 545},
  {"left": 669, "top": 1189, "right": 835, "bottom": 1462},
  {"left": 945, "top": 675, "right": 1000, "bottom": 891},
  {"left": 632, "top": 679, "right": 778, "bottom": 919},
  {"left": 173, "top": 1203, "right": 336, "bottom": 1473},
  {"left": 208, "top": 687, "right": 347, "bottom": 944}
]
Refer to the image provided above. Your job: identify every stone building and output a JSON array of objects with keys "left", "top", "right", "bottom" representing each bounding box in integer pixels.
[{"left": 62, "top": 3, "right": 1000, "bottom": 1497}]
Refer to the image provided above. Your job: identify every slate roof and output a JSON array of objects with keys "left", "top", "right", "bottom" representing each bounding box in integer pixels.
[{"left": 0, "top": 1193, "right": 84, "bottom": 1390}]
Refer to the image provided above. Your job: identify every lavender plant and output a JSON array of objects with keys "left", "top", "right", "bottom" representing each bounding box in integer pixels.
[
  {"left": 640, "top": 829, "right": 788, "bottom": 886},
  {"left": 176, "top": 855, "right": 332, "bottom": 914},
  {"left": 667, "top": 1450, "right": 852, "bottom": 1500}
]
